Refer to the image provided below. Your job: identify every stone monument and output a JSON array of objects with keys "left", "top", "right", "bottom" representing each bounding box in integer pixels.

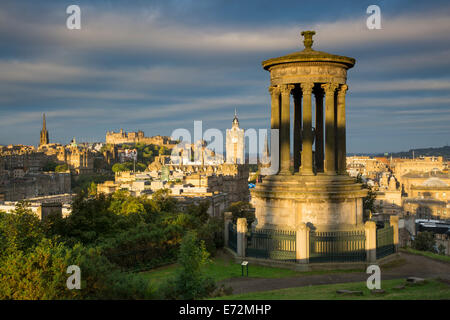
[{"left": 252, "top": 31, "right": 368, "bottom": 231}]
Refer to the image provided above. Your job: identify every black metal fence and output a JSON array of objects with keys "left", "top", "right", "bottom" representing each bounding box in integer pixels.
[
  {"left": 228, "top": 222, "right": 237, "bottom": 252},
  {"left": 246, "top": 228, "right": 296, "bottom": 262},
  {"left": 309, "top": 229, "right": 366, "bottom": 263},
  {"left": 376, "top": 223, "right": 395, "bottom": 259}
]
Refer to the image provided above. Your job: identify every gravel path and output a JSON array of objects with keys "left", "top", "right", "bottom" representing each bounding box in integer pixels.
[{"left": 220, "top": 253, "right": 450, "bottom": 295}]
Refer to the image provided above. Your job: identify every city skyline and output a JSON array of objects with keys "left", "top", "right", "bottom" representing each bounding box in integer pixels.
[{"left": 1, "top": 0, "right": 450, "bottom": 153}]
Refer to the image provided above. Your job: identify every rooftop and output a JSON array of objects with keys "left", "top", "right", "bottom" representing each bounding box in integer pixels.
[{"left": 262, "top": 30, "right": 355, "bottom": 70}]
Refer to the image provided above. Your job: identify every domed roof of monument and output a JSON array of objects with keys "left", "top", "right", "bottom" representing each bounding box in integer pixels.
[
  {"left": 421, "top": 177, "right": 448, "bottom": 187},
  {"left": 262, "top": 31, "right": 355, "bottom": 70}
]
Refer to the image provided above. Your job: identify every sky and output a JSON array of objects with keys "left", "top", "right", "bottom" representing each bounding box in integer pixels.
[{"left": 0, "top": 0, "right": 449, "bottom": 153}]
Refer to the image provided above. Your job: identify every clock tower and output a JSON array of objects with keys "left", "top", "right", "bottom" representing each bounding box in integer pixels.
[{"left": 226, "top": 109, "right": 245, "bottom": 164}]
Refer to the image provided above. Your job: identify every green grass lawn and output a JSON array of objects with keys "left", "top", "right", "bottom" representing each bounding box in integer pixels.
[
  {"left": 139, "top": 250, "right": 363, "bottom": 289},
  {"left": 401, "top": 248, "right": 450, "bottom": 263},
  {"left": 212, "top": 278, "right": 450, "bottom": 300}
]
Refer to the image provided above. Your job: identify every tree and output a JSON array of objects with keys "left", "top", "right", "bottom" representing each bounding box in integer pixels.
[
  {"left": 437, "top": 244, "right": 446, "bottom": 255},
  {"left": 55, "top": 163, "right": 69, "bottom": 172},
  {"left": 356, "top": 174, "right": 377, "bottom": 213},
  {"left": 0, "top": 202, "right": 44, "bottom": 254},
  {"left": 0, "top": 238, "right": 155, "bottom": 300},
  {"left": 226, "top": 201, "right": 255, "bottom": 226},
  {"left": 161, "top": 231, "right": 215, "bottom": 299},
  {"left": 151, "top": 189, "right": 178, "bottom": 213},
  {"left": 43, "top": 161, "right": 57, "bottom": 171},
  {"left": 413, "top": 231, "right": 436, "bottom": 252}
]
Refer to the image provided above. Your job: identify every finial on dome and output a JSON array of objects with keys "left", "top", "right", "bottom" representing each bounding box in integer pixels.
[{"left": 301, "top": 30, "right": 316, "bottom": 50}]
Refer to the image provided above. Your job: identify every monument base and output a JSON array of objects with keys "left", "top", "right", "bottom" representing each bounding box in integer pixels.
[{"left": 251, "top": 174, "right": 368, "bottom": 231}]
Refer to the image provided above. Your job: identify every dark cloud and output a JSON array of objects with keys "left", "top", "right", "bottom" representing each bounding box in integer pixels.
[{"left": 0, "top": 0, "right": 449, "bottom": 153}]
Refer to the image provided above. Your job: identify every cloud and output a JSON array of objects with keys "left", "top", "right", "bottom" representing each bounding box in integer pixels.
[
  {"left": 0, "top": 1, "right": 449, "bottom": 152},
  {"left": 351, "top": 78, "right": 450, "bottom": 93}
]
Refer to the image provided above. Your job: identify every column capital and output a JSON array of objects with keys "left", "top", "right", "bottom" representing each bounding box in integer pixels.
[
  {"left": 300, "top": 82, "right": 314, "bottom": 94},
  {"left": 280, "top": 84, "right": 295, "bottom": 95},
  {"left": 338, "top": 84, "right": 348, "bottom": 95},
  {"left": 268, "top": 85, "right": 280, "bottom": 95},
  {"left": 321, "top": 82, "right": 339, "bottom": 95}
]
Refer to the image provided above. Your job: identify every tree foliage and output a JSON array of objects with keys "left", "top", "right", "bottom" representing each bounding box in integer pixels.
[
  {"left": 413, "top": 231, "right": 436, "bottom": 252},
  {"left": 160, "top": 231, "right": 215, "bottom": 300},
  {"left": 0, "top": 187, "right": 224, "bottom": 299}
]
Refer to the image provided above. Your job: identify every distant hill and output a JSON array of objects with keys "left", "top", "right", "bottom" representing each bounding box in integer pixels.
[{"left": 349, "top": 146, "right": 450, "bottom": 160}]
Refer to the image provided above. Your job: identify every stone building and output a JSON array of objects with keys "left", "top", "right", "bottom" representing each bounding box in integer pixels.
[
  {"left": 402, "top": 177, "right": 450, "bottom": 220},
  {"left": 251, "top": 31, "right": 367, "bottom": 230},
  {"left": 346, "top": 156, "right": 388, "bottom": 179},
  {"left": 0, "top": 149, "right": 50, "bottom": 173},
  {"left": 400, "top": 172, "right": 450, "bottom": 196},
  {"left": 56, "top": 143, "right": 94, "bottom": 174},
  {"left": 375, "top": 174, "right": 402, "bottom": 216},
  {"left": 39, "top": 114, "right": 49, "bottom": 147},
  {"left": 403, "top": 198, "right": 448, "bottom": 220},
  {"left": 393, "top": 156, "right": 445, "bottom": 179},
  {"left": 0, "top": 171, "right": 71, "bottom": 201},
  {"left": 106, "top": 129, "right": 176, "bottom": 148},
  {"left": 226, "top": 110, "right": 245, "bottom": 164}
]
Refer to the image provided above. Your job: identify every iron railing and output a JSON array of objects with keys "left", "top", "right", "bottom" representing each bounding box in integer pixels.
[
  {"left": 376, "top": 223, "right": 395, "bottom": 259},
  {"left": 228, "top": 222, "right": 237, "bottom": 252},
  {"left": 309, "top": 229, "right": 366, "bottom": 263},
  {"left": 246, "top": 228, "right": 296, "bottom": 262}
]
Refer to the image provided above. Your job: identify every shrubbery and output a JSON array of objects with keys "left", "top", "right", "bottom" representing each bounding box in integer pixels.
[
  {"left": 413, "top": 231, "right": 436, "bottom": 252},
  {"left": 0, "top": 238, "right": 154, "bottom": 299},
  {"left": 0, "top": 188, "right": 227, "bottom": 299},
  {"left": 160, "top": 231, "right": 216, "bottom": 299}
]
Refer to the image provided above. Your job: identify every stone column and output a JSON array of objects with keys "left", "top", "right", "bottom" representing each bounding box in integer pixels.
[
  {"left": 314, "top": 86, "right": 324, "bottom": 172},
  {"left": 364, "top": 221, "right": 377, "bottom": 263},
  {"left": 292, "top": 87, "right": 302, "bottom": 173},
  {"left": 280, "top": 84, "right": 294, "bottom": 174},
  {"left": 390, "top": 215, "right": 399, "bottom": 252},
  {"left": 296, "top": 223, "right": 310, "bottom": 264},
  {"left": 269, "top": 85, "right": 281, "bottom": 130},
  {"left": 322, "top": 83, "right": 339, "bottom": 175},
  {"left": 300, "top": 82, "right": 314, "bottom": 175},
  {"left": 224, "top": 211, "right": 232, "bottom": 248},
  {"left": 237, "top": 217, "right": 248, "bottom": 258},
  {"left": 336, "top": 84, "right": 348, "bottom": 174}
]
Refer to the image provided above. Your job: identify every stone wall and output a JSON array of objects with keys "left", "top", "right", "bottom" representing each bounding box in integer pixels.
[{"left": 0, "top": 172, "right": 71, "bottom": 201}]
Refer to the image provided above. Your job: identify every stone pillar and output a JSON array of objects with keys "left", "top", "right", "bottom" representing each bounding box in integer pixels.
[
  {"left": 224, "top": 211, "right": 232, "bottom": 248},
  {"left": 237, "top": 217, "right": 248, "bottom": 258},
  {"left": 300, "top": 82, "right": 314, "bottom": 175},
  {"left": 269, "top": 85, "right": 281, "bottom": 130},
  {"left": 37, "top": 203, "right": 62, "bottom": 220},
  {"left": 280, "top": 84, "right": 294, "bottom": 174},
  {"left": 364, "top": 221, "right": 377, "bottom": 263},
  {"left": 292, "top": 87, "right": 302, "bottom": 173},
  {"left": 322, "top": 83, "right": 339, "bottom": 175},
  {"left": 336, "top": 84, "right": 348, "bottom": 174},
  {"left": 296, "top": 223, "right": 310, "bottom": 264},
  {"left": 390, "top": 215, "right": 399, "bottom": 252},
  {"left": 314, "top": 86, "right": 324, "bottom": 172}
]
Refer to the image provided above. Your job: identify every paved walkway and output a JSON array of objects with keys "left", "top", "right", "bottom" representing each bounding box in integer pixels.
[{"left": 219, "top": 253, "right": 450, "bottom": 295}]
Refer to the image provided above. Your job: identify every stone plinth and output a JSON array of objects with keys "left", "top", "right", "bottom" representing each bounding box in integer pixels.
[{"left": 251, "top": 174, "right": 367, "bottom": 231}]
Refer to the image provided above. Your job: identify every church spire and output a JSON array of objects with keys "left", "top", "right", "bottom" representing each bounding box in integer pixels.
[
  {"left": 232, "top": 108, "right": 239, "bottom": 128},
  {"left": 39, "top": 113, "right": 49, "bottom": 146}
]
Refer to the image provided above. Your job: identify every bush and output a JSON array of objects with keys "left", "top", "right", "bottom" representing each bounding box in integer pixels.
[
  {"left": 226, "top": 201, "right": 255, "bottom": 227},
  {"left": 197, "top": 216, "right": 224, "bottom": 256},
  {"left": 0, "top": 202, "right": 45, "bottom": 254},
  {"left": 160, "top": 231, "right": 216, "bottom": 299},
  {"left": 0, "top": 238, "right": 155, "bottom": 300},
  {"left": 55, "top": 164, "right": 69, "bottom": 172},
  {"left": 413, "top": 231, "right": 436, "bottom": 252}
]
